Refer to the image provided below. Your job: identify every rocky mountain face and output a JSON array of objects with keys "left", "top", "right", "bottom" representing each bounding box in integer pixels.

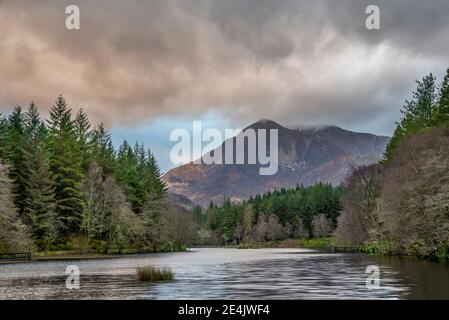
[{"left": 163, "top": 120, "right": 389, "bottom": 207}]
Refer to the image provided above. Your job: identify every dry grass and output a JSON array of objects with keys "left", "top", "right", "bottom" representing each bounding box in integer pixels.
[{"left": 136, "top": 266, "right": 174, "bottom": 282}]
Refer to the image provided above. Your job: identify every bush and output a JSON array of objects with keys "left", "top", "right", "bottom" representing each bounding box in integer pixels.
[
  {"left": 338, "top": 127, "right": 449, "bottom": 260},
  {"left": 136, "top": 266, "right": 174, "bottom": 282},
  {"left": 361, "top": 240, "right": 393, "bottom": 255}
]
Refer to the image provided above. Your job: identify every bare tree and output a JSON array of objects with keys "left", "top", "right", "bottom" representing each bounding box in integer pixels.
[
  {"left": 337, "top": 127, "right": 449, "bottom": 259},
  {"left": 242, "top": 204, "right": 254, "bottom": 244},
  {"left": 266, "top": 215, "right": 284, "bottom": 242},
  {"left": 165, "top": 203, "right": 197, "bottom": 249},
  {"left": 292, "top": 217, "right": 308, "bottom": 239},
  {"left": 82, "top": 162, "right": 144, "bottom": 253},
  {"left": 335, "top": 164, "right": 384, "bottom": 245},
  {"left": 312, "top": 214, "right": 332, "bottom": 238},
  {"left": 379, "top": 127, "right": 449, "bottom": 257},
  {"left": 142, "top": 194, "right": 169, "bottom": 251},
  {"left": 0, "top": 164, "right": 31, "bottom": 252},
  {"left": 255, "top": 214, "right": 268, "bottom": 242}
]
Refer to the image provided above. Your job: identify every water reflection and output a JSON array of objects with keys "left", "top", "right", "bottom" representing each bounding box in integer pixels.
[{"left": 0, "top": 248, "right": 448, "bottom": 299}]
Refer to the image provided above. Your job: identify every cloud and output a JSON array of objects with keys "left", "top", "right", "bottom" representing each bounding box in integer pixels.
[{"left": 0, "top": 0, "right": 448, "bottom": 135}]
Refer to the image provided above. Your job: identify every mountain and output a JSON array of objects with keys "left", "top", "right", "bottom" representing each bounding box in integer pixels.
[
  {"left": 163, "top": 120, "right": 389, "bottom": 206},
  {"left": 168, "top": 192, "right": 197, "bottom": 211}
]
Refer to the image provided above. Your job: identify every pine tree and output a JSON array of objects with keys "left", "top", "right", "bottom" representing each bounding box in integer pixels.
[
  {"left": 23, "top": 103, "right": 58, "bottom": 244},
  {"left": 74, "top": 108, "right": 92, "bottom": 170},
  {"left": 4, "top": 106, "right": 30, "bottom": 216},
  {"left": 115, "top": 142, "right": 166, "bottom": 214},
  {"left": 25, "top": 143, "right": 59, "bottom": 246},
  {"left": 146, "top": 148, "right": 167, "bottom": 199},
  {"left": 91, "top": 123, "right": 116, "bottom": 176},
  {"left": 434, "top": 68, "right": 449, "bottom": 123},
  {"left": 414, "top": 74, "right": 437, "bottom": 128},
  {"left": 1, "top": 98, "right": 196, "bottom": 251},
  {"left": 25, "top": 102, "right": 47, "bottom": 139},
  {"left": 116, "top": 140, "right": 133, "bottom": 182},
  {"left": 384, "top": 74, "right": 438, "bottom": 160},
  {"left": 47, "top": 95, "right": 84, "bottom": 236},
  {"left": 0, "top": 113, "right": 7, "bottom": 160}
]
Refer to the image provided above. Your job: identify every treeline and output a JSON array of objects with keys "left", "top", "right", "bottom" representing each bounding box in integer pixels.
[
  {"left": 0, "top": 96, "right": 195, "bottom": 254},
  {"left": 195, "top": 183, "right": 342, "bottom": 246},
  {"left": 336, "top": 69, "right": 449, "bottom": 260}
]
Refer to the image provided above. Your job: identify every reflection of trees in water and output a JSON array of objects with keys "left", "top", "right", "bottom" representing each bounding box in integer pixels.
[
  {"left": 1, "top": 250, "right": 449, "bottom": 299},
  {"left": 371, "top": 255, "right": 449, "bottom": 300}
]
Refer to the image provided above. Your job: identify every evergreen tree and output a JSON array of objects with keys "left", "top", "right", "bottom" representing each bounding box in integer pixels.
[
  {"left": 74, "top": 108, "right": 92, "bottom": 170},
  {"left": 25, "top": 102, "right": 46, "bottom": 139},
  {"left": 199, "top": 183, "right": 342, "bottom": 244},
  {"left": 116, "top": 140, "right": 133, "bottom": 181},
  {"left": 91, "top": 123, "right": 116, "bottom": 176},
  {"left": 115, "top": 142, "right": 166, "bottom": 214},
  {"left": 1, "top": 98, "right": 193, "bottom": 252},
  {"left": 47, "top": 95, "right": 84, "bottom": 235},
  {"left": 25, "top": 143, "right": 59, "bottom": 248},
  {"left": 384, "top": 74, "right": 438, "bottom": 160},
  {"left": 434, "top": 68, "right": 449, "bottom": 123},
  {"left": 0, "top": 113, "right": 7, "bottom": 160},
  {"left": 4, "top": 106, "right": 30, "bottom": 216},
  {"left": 146, "top": 148, "right": 167, "bottom": 199},
  {"left": 23, "top": 103, "right": 58, "bottom": 245}
]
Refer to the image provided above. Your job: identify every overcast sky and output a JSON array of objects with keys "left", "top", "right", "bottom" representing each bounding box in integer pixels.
[{"left": 1, "top": 0, "right": 449, "bottom": 171}]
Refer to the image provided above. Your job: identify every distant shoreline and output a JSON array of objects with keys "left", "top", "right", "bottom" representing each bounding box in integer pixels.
[
  {"left": 0, "top": 242, "right": 339, "bottom": 264},
  {"left": 0, "top": 248, "right": 189, "bottom": 264}
]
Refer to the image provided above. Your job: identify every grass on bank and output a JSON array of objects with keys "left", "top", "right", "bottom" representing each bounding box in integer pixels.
[
  {"left": 237, "top": 237, "right": 341, "bottom": 249},
  {"left": 136, "top": 266, "right": 174, "bottom": 282},
  {"left": 29, "top": 235, "right": 188, "bottom": 259}
]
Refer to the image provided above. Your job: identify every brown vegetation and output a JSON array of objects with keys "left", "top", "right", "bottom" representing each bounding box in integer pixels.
[
  {"left": 0, "top": 164, "right": 31, "bottom": 252},
  {"left": 136, "top": 266, "right": 174, "bottom": 282},
  {"left": 336, "top": 127, "right": 449, "bottom": 259}
]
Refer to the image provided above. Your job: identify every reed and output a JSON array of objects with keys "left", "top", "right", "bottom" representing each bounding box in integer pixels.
[{"left": 136, "top": 266, "right": 174, "bottom": 282}]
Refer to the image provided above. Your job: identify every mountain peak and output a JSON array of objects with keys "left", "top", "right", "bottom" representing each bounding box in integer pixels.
[
  {"left": 255, "top": 118, "right": 276, "bottom": 124},
  {"left": 163, "top": 121, "right": 390, "bottom": 206},
  {"left": 294, "top": 124, "right": 341, "bottom": 132},
  {"left": 247, "top": 119, "right": 285, "bottom": 130}
]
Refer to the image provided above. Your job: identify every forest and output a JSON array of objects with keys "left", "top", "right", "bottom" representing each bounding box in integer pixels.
[
  {"left": 194, "top": 183, "right": 342, "bottom": 246},
  {"left": 2, "top": 68, "right": 449, "bottom": 261},
  {"left": 0, "top": 96, "right": 195, "bottom": 254},
  {"left": 336, "top": 68, "right": 449, "bottom": 260},
  {"left": 195, "top": 68, "right": 449, "bottom": 261}
]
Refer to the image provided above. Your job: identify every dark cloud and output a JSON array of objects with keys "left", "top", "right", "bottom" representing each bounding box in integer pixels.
[{"left": 0, "top": 0, "right": 448, "bottom": 135}]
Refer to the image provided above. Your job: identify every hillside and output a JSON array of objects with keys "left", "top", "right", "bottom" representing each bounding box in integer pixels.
[{"left": 163, "top": 120, "right": 389, "bottom": 206}]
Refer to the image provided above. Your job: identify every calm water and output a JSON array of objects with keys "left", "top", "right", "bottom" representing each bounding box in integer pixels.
[{"left": 0, "top": 248, "right": 448, "bottom": 299}]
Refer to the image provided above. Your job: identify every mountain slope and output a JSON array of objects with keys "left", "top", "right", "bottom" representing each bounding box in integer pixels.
[{"left": 163, "top": 120, "right": 389, "bottom": 206}]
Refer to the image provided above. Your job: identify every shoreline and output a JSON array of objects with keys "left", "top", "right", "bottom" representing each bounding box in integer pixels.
[
  {"left": 0, "top": 242, "right": 339, "bottom": 264},
  {"left": 4, "top": 239, "right": 444, "bottom": 264},
  {"left": 0, "top": 248, "right": 189, "bottom": 264}
]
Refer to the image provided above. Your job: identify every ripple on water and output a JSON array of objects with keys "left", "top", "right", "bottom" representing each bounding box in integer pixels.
[{"left": 0, "top": 248, "right": 447, "bottom": 299}]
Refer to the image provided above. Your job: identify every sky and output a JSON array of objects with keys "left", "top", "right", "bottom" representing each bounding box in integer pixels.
[{"left": 1, "top": 0, "right": 449, "bottom": 171}]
